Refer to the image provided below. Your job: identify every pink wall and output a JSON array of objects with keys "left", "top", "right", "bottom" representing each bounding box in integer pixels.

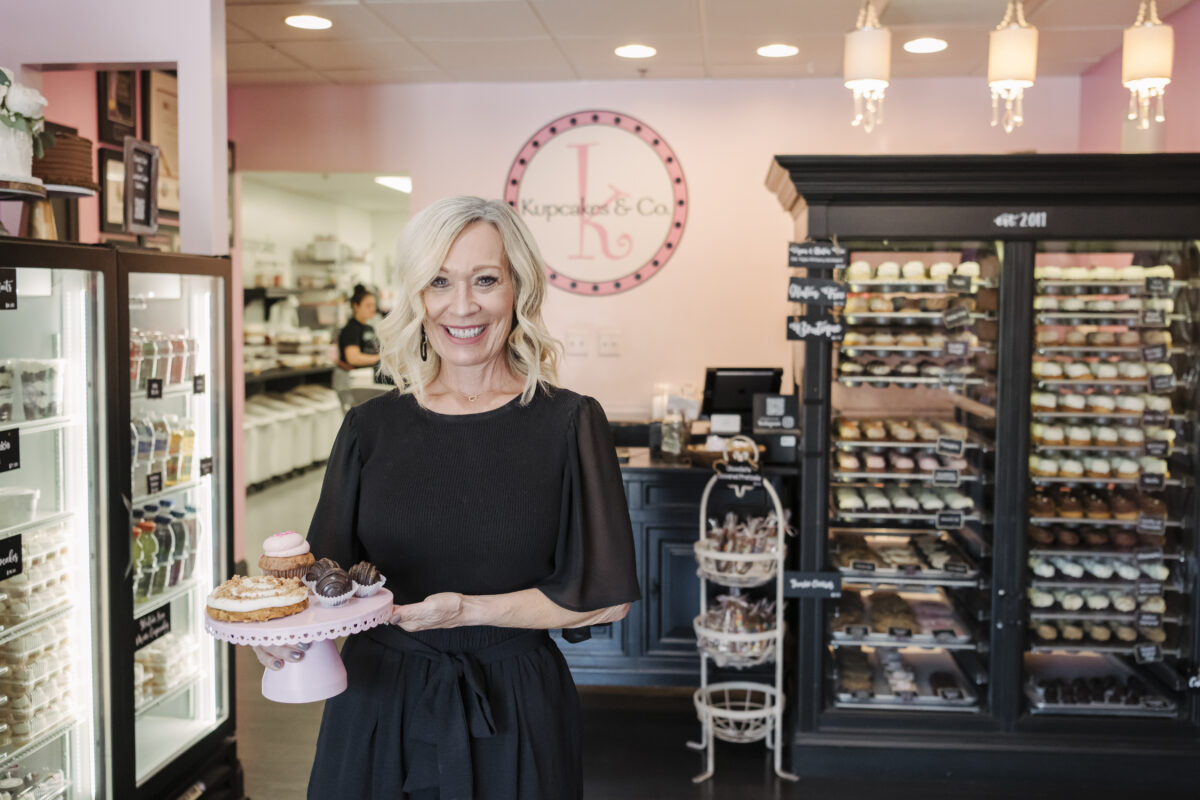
[
  {"left": 1080, "top": 0, "right": 1200, "bottom": 152},
  {"left": 230, "top": 75, "right": 1082, "bottom": 418}
]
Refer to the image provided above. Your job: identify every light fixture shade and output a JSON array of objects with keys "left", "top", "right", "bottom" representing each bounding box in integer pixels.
[
  {"left": 988, "top": 26, "right": 1038, "bottom": 86},
  {"left": 844, "top": 26, "right": 891, "bottom": 85},
  {"left": 1122, "top": 23, "right": 1173, "bottom": 86}
]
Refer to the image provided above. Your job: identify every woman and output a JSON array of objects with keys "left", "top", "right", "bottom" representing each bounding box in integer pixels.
[
  {"left": 254, "top": 196, "right": 640, "bottom": 799},
  {"left": 337, "top": 283, "right": 381, "bottom": 371}
]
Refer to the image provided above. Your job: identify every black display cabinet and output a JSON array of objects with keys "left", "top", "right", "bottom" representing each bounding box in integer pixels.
[{"left": 767, "top": 155, "right": 1200, "bottom": 785}]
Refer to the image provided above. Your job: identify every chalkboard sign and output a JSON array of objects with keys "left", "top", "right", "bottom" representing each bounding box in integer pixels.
[
  {"left": 850, "top": 561, "right": 876, "bottom": 573},
  {"left": 1141, "top": 344, "right": 1168, "bottom": 363},
  {"left": 844, "top": 625, "right": 869, "bottom": 638},
  {"left": 889, "top": 627, "right": 913, "bottom": 639},
  {"left": 0, "top": 429, "right": 18, "bottom": 473},
  {"left": 1134, "top": 644, "right": 1163, "bottom": 664},
  {"left": 134, "top": 606, "right": 171, "bottom": 650},
  {"left": 1137, "top": 516, "right": 1166, "bottom": 535},
  {"left": 786, "top": 316, "right": 844, "bottom": 342},
  {"left": 787, "top": 277, "right": 847, "bottom": 306},
  {"left": 1142, "top": 409, "right": 1168, "bottom": 427},
  {"left": 122, "top": 136, "right": 160, "bottom": 235},
  {"left": 1144, "top": 276, "right": 1171, "bottom": 296},
  {"left": 897, "top": 689, "right": 917, "bottom": 702},
  {"left": 1136, "top": 581, "right": 1164, "bottom": 598},
  {"left": 146, "top": 378, "right": 163, "bottom": 400},
  {"left": 193, "top": 374, "right": 206, "bottom": 394},
  {"left": 941, "top": 339, "right": 969, "bottom": 358},
  {"left": 936, "top": 510, "right": 964, "bottom": 529},
  {"left": 146, "top": 471, "right": 163, "bottom": 496},
  {"left": 1135, "top": 547, "right": 1164, "bottom": 565},
  {"left": 937, "top": 687, "right": 964, "bottom": 701},
  {"left": 945, "top": 562, "right": 969, "bottom": 575},
  {"left": 0, "top": 268, "right": 15, "bottom": 311},
  {"left": 936, "top": 437, "right": 965, "bottom": 457},
  {"left": 932, "top": 629, "right": 957, "bottom": 642},
  {"left": 1139, "top": 472, "right": 1165, "bottom": 491},
  {"left": 1141, "top": 308, "right": 1166, "bottom": 328},
  {"left": 200, "top": 456, "right": 214, "bottom": 477},
  {"left": 1137, "top": 612, "right": 1163, "bottom": 629},
  {"left": 1142, "top": 439, "right": 1169, "bottom": 458},
  {"left": 787, "top": 240, "right": 848, "bottom": 270},
  {"left": 1149, "top": 373, "right": 1176, "bottom": 394},
  {"left": 0, "top": 534, "right": 22, "bottom": 581},
  {"left": 850, "top": 689, "right": 873, "bottom": 701},
  {"left": 942, "top": 306, "right": 971, "bottom": 329},
  {"left": 783, "top": 571, "right": 842, "bottom": 598},
  {"left": 932, "top": 468, "right": 961, "bottom": 487},
  {"left": 946, "top": 274, "right": 974, "bottom": 293}
]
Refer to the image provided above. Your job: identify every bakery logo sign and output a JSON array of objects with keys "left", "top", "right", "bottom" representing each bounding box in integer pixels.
[
  {"left": 0, "top": 534, "right": 21, "bottom": 581},
  {"left": 505, "top": 111, "right": 687, "bottom": 295},
  {"left": 135, "top": 606, "right": 171, "bottom": 650}
]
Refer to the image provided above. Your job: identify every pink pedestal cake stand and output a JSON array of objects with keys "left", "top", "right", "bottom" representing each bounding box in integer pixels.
[{"left": 205, "top": 589, "right": 394, "bottom": 704}]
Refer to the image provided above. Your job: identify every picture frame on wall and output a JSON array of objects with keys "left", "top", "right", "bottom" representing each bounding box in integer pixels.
[
  {"left": 98, "top": 148, "right": 125, "bottom": 234},
  {"left": 97, "top": 71, "right": 137, "bottom": 147},
  {"left": 142, "top": 70, "right": 180, "bottom": 216}
]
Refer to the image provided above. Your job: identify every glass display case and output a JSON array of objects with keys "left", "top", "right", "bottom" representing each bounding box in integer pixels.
[{"left": 0, "top": 240, "right": 112, "bottom": 799}]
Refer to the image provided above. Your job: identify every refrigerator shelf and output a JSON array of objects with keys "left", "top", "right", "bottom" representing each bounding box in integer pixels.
[
  {"left": 831, "top": 469, "right": 980, "bottom": 484},
  {"left": 1028, "top": 516, "right": 1182, "bottom": 530},
  {"left": 1028, "top": 610, "right": 1182, "bottom": 625},
  {"left": 838, "top": 345, "right": 993, "bottom": 358},
  {"left": 0, "top": 415, "right": 76, "bottom": 436},
  {"left": 831, "top": 511, "right": 986, "bottom": 526},
  {"left": 130, "top": 383, "right": 195, "bottom": 403},
  {"left": 0, "top": 717, "right": 78, "bottom": 770},
  {"left": 133, "top": 579, "right": 199, "bottom": 620},
  {"left": 1027, "top": 545, "right": 1182, "bottom": 560},
  {"left": 0, "top": 606, "right": 72, "bottom": 649},
  {"left": 135, "top": 671, "right": 202, "bottom": 719},
  {"left": 132, "top": 476, "right": 209, "bottom": 508},
  {"left": 837, "top": 376, "right": 989, "bottom": 389},
  {"left": 1031, "top": 444, "right": 1153, "bottom": 456},
  {"left": 843, "top": 278, "right": 996, "bottom": 293},
  {"left": 1029, "top": 476, "right": 1189, "bottom": 488},
  {"left": 1036, "top": 345, "right": 1193, "bottom": 356},
  {"left": 0, "top": 511, "right": 72, "bottom": 541},
  {"left": 1035, "top": 278, "right": 1186, "bottom": 294},
  {"left": 1031, "top": 411, "right": 1192, "bottom": 424},
  {"left": 1027, "top": 641, "right": 1182, "bottom": 659}
]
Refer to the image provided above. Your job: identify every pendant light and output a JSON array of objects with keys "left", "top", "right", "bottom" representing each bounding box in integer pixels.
[
  {"left": 1123, "top": 0, "right": 1174, "bottom": 129},
  {"left": 988, "top": 1, "right": 1038, "bottom": 134},
  {"left": 844, "top": 0, "right": 891, "bottom": 133}
]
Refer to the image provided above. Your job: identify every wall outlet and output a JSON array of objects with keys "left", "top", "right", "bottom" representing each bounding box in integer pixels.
[
  {"left": 598, "top": 331, "right": 620, "bottom": 357},
  {"left": 566, "top": 329, "right": 590, "bottom": 357}
]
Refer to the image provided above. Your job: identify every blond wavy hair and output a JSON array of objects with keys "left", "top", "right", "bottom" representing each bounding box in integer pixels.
[{"left": 377, "top": 196, "right": 561, "bottom": 404}]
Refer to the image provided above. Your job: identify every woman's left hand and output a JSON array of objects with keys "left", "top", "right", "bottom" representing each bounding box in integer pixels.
[{"left": 390, "top": 592, "right": 466, "bottom": 631}]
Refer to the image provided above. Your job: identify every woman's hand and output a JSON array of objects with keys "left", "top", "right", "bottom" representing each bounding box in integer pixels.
[
  {"left": 251, "top": 642, "right": 310, "bottom": 671},
  {"left": 390, "top": 592, "right": 465, "bottom": 631}
]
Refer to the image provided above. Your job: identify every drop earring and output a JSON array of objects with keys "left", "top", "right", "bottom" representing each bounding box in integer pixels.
[{"left": 420, "top": 327, "right": 428, "bottom": 361}]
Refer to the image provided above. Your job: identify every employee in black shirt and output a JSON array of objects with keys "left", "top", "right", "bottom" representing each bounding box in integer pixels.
[{"left": 337, "top": 284, "right": 380, "bottom": 370}]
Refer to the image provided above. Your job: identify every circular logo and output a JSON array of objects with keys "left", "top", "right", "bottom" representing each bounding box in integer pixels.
[{"left": 504, "top": 110, "right": 687, "bottom": 296}]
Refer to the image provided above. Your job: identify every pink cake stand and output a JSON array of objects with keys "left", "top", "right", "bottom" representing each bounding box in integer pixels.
[{"left": 205, "top": 589, "right": 394, "bottom": 704}]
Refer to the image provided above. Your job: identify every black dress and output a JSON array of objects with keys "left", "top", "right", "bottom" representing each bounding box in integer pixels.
[{"left": 305, "top": 386, "right": 641, "bottom": 800}]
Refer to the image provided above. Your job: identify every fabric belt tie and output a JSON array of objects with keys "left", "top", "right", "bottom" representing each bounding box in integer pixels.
[{"left": 365, "top": 626, "right": 550, "bottom": 800}]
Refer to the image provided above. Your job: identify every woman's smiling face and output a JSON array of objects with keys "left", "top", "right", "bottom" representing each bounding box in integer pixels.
[{"left": 423, "top": 221, "right": 515, "bottom": 369}]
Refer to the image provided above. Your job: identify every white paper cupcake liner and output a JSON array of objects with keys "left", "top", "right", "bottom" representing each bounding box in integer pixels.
[
  {"left": 314, "top": 586, "right": 355, "bottom": 607},
  {"left": 353, "top": 576, "right": 386, "bottom": 598},
  {"left": 302, "top": 578, "right": 317, "bottom": 594}
]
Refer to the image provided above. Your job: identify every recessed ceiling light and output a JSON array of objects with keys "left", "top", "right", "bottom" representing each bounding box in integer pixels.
[
  {"left": 904, "top": 37, "right": 948, "bottom": 54},
  {"left": 757, "top": 44, "right": 800, "bottom": 58},
  {"left": 374, "top": 176, "right": 412, "bottom": 194},
  {"left": 615, "top": 44, "right": 656, "bottom": 59},
  {"left": 285, "top": 15, "right": 332, "bottom": 31}
]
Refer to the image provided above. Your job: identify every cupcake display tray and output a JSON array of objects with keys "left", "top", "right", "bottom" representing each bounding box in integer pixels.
[
  {"left": 1029, "top": 515, "right": 1179, "bottom": 531},
  {"left": 844, "top": 279, "right": 992, "bottom": 293},
  {"left": 1028, "top": 632, "right": 1180, "bottom": 659},
  {"left": 1032, "top": 444, "right": 1152, "bottom": 456},
  {"left": 832, "top": 648, "right": 979, "bottom": 711},
  {"left": 839, "top": 344, "right": 990, "bottom": 358},
  {"left": 843, "top": 311, "right": 991, "bottom": 325},
  {"left": 1036, "top": 311, "right": 1185, "bottom": 325},
  {"left": 1035, "top": 379, "right": 1162, "bottom": 393},
  {"left": 1035, "top": 279, "right": 1184, "bottom": 295},
  {"left": 831, "top": 468, "right": 979, "bottom": 484},
  {"left": 833, "top": 535, "right": 980, "bottom": 586},
  {"left": 829, "top": 591, "right": 974, "bottom": 650},
  {"left": 1027, "top": 543, "right": 1180, "bottom": 560},
  {"left": 1032, "top": 411, "right": 1188, "bottom": 424},
  {"left": 831, "top": 510, "right": 984, "bottom": 527},
  {"left": 1023, "top": 653, "right": 1177, "bottom": 718},
  {"left": 1030, "top": 475, "right": 1187, "bottom": 488},
  {"left": 1029, "top": 573, "right": 1183, "bottom": 594},
  {"left": 837, "top": 376, "right": 987, "bottom": 389},
  {"left": 1036, "top": 346, "right": 1188, "bottom": 356}
]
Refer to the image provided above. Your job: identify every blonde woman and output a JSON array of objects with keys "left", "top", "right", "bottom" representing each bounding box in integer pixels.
[{"left": 262, "top": 196, "right": 640, "bottom": 799}]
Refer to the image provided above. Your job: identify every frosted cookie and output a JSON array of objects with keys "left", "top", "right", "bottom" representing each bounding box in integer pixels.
[{"left": 206, "top": 575, "right": 308, "bottom": 622}]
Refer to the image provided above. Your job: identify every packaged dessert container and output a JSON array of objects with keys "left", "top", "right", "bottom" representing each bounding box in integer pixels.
[
  {"left": 17, "top": 358, "right": 64, "bottom": 420},
  {"left": 0, "top": 620, "right": 71, "bottom": 666},
  {"left": 0, "top": 488, "right": 38, "bottom": 529},
  {"left": 0, "top": 359, "right": 13, "bottom": 422}
]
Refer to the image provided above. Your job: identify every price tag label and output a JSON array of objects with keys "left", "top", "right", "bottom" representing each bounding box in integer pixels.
[
  {"left": 897, "top": 689, "right": 917, "bottom": 702},
  {"left": 1141, "top": 344, "right": 1168, "bottom": 363},
  {"left": 1136, "top": 581, "right": 1163, "bottom": 598},
  {"left": 134, "top": 606, "right": 171, "bottom": 651},
  {"left": 1134, "top": 644, "right": 1163, "bottom": 664},
  {"left": 942, "top": 306, "right": 971, "bottom": 329},
  {"left": 1136, "top": 547, "right": 1164, "bottom": 563},
  {"left": 932, "top": 468, "right": 961, "bottom": 487},
  {"left": 946, "top": 274, "right": 974, "bottom": 293},
  {"left": 787, "top": 240, "right": 848, "bottom": 270},
  {"left": 1139, "top": 473, "right": 1165, "bottom": 491},
  {"left": 786, "top": 315, "right": 844, "bottom": 342},
  {"left": 1137, "top": 612, "right": 1162, "bottom": 629},
  {"left": 945, "top": 562, "right": 969, "bottom": 575},
  {"left": 200, "top": 456, "right": 214, "bottom": 477},
  {"left": 850, "top": 561, "right": 877, "bottom": 573},
  {"left": 0, "top": 429, "right": 18, "bottom": 473},
  {"left": 889, "top": 627, "right": 913, "bottom": 640},
  {"left": 1144, "top": 276, "right": 1171, "bottom": 296},
  {"left": 1142, "top": 409, "right": 1168, "bottom": 427},
  {"left": 0, "top": 534, "right": 22, "bottom": 581},
  {"left": 941, "top": 339, "right": 970, "bottom": 359},
  {"left": 1149, "top": 373, "right": 1176, "bottom": 394},
  {"left": 844, "top": 625, "right": 869, "bottom": 638},
  {"left": 936, "top": 510, "right": 964, "bottom": 529},
  {"left": 193, "top": 374, "right": 206, "bottom": 394},
  {"left": 933, "top": 629, "right": 957, "bottom": 642},
  {"left": 850, "top": 689, "right": 873, "bottom": 701},
  {"left": 1141, "top": 308, "right": 1166, "bottom": 327},
  {"left": 937, "top": 687, "right": 964, "bottom": 701},
  {"left": 936, "top": 437, "right": 965, "bottom": 457},
  {"left": 146, "top": 378, "right": 163, "bottom": 399},
  {"left": 787, "top": 277, "right": 847, "bottom": 306},
  {"left": 146, "top": 472, "right": 163, "bottom": 496},
  {"left": 1137, "top": 516, "right": 1166, "bottom": 535},
  {"left": 1143, "top": 696, "right": 1172, "bottom": 709},
  {"left": 783, "top": 571, "right": 842, "bottom": 599},
  {"left": 0, "top": 268, "right": 15, "bottom": 311},
  {"left": 1143, "top": 439, "right": 1169, "bottom": 458}
]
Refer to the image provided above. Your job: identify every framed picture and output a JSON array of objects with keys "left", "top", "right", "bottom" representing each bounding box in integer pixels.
[
  {"left": 97, "top": 71, "right": 137, "bottom": 147},
  {"left": 98, "top": 148, "right": 125, "bottom": 234},
  {"left": 142, "top": 70, "right": 179, "bottom": 215}
]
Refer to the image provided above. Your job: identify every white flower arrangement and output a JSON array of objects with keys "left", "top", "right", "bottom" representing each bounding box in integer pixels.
[{"left": 0, "top": 67, "right": 54, "bottom": 157}]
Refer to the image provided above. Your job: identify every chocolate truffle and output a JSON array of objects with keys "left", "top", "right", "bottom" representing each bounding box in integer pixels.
[
  {"left": 315, "top": 568, "right": 353, "bottom": 598},
  {"left": 348, "top": 561, "right": 382, "bottom": 587}
]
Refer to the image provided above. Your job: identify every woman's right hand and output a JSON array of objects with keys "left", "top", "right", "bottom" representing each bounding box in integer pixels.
[{"left": 252, "top": 642, "right": 310, "bottom": 671}]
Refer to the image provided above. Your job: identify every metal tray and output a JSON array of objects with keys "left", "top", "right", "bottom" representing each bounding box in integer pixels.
[
  {"left": 1023, "top": 652, "right": 1178, "bottom": 718},
  {"left": 829, "top": 590, "right": 975, "bottom": 650},
  {"left": 832, "top": 648, "right": 980, "bottom": 711},
  {"left": 833, "top": 534, "right": 980, "bottom": 585}
]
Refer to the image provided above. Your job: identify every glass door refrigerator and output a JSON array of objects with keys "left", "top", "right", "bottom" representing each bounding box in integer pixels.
[
  {"left": 111, "top": 249, "right": 237, "bottom": 799},
  {"left": 0, "top": 239, "right": 115, "bottom": 798}
]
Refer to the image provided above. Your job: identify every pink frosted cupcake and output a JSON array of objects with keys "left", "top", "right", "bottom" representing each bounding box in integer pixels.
[{"left": 258, "top": 531, "right": 315, "bottom": 579}]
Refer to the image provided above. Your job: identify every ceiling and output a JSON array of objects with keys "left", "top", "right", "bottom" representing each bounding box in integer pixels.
[
  {"left": 226, "top": 0, "right": 1194, "bottom": 85},
  {"left": 242, "top": 171, "right": 413, "bottom": 212}
]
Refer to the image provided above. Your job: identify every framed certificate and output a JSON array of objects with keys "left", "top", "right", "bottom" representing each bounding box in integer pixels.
[
  {"left": 97, "top": 71, "right": 136, "bottom": 147},
  {"left": 98, "top": 148, "right": 125, "bottom": 234},
  {"left": 142, "top": 70, "right": 180, "bottom": 215}
]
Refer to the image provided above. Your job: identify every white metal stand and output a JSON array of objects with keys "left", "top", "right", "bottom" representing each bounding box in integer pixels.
[{"left": 687, "top": 438, "right": 799, "bottom": 783}]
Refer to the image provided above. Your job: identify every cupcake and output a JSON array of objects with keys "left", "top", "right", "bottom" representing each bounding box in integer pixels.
[
  {"left": 1066, "top": 426, "right": 1091, "bottom": 446},
  {"left": 868, "top": 297, "right": 893, "bottom": 313},
  {"left": 1033, "top": 361, "right": 1064, "bottom": 379},
  {"left": 1117, "top": 362, "right": 1148, "bottom": 380},
  {"left": 1084, "top": 394, "right": 1113, "bottom": 413},
  {"left": 1093, "top": 426, "right": 1118, "bottom": 446},
  {"left": 1115, "top": 459, "right": 1140, "bottom": 479},
  {"left": 847, "top": 261, "right": 872, "bottom": 281},
  {"left": 863, "top": 454, "right": 886, "bottom": 473},
  {"left": 1036, "top": 329, "right": 1063, "bottom": 346},
  {"left": 1090, "top": 363, "right": 1118, "bottom": 380},
  {"left": 902, "top": 261, "right": 926, "bottom": 280},
  {"left": 258, "top": 531, "right": 316, "bottom": 579},
  {"left": 956, "top": 261, "right": 980, "bottom": 277},
  {"left": 1059, "top": 459, "right": 1084, "bottom": 478},
  {"left": 876, "top": 261, "right": 900, "bottom": 280},
  {"left": 1110, "top": 494, "right": 1138, "bottom": 520},
  {"left": 837, "top": 453, "right": 861, "bottom": 472},
  {"left": 1117, "top": 427, "right": 1144, "bottom": 446},
  {"left": 1031, "top": 392, "right": 1058, "bottom": 412},
  {"left": 1063, "top": 267, "right": 1089, "bottom": 281},
  {"left": 1118, "top": 265, "right": 1144, "bottom": 281},
  {"left": 349, "top": 561, "right": 386, "bottom": 597},
  {"left": 1035, "top": 265, "right": 1063, "bottom": 280},
  {"left": 1064, "top": 363, "right": 1091, "bottom": 380},
  {"left": 1115, "top": 395, "right": 1145, "bottom": 414},
  {"left": 1057, "top": 494, "right": 1083, "bottom": 518},
  {"left": 1087, "top": 332, "right": 1116, "bottom": 347},
  {"left": 929, "top": 262, "right": 953, "bottom": 280},
  {"left": 1117, "top": 331, "right": 1142, "bottom": 347},
  {"left": 1042, "top": 426, "right": 1066, "bottom": 446},
  {"left": 1084, "top": 458, "right": 1111, "bottom": 479},
  {"left": 313, "top": 568, "right": 355, "bottom": 607}
]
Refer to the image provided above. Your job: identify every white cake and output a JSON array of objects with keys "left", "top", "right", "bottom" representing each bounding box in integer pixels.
[{"left": 0, "top": 67, "right": 48, "bottom": 185}]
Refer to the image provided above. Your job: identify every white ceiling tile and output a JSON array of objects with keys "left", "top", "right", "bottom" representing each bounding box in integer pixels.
[
  {"left": 882, "top": 0, "right": 1001, "bottom": 26},
  {"left": 448, "top": 64, "right": 578, "bottom": 81},
  {"left": 367, "top": 1, "right": 547, "bottom": 41},
  {"left": 227, "top": 22, "right": 257, "bottom": 42},
  {"left": 1029, "top": 0, "right": 1191, "bottom": 28},
  {"left": 227, "top": 42, "right": 308, "bottom": 71},
  {"left": 275, "top": 38, "right": 435, "bottom": 70},
  {"left": 702, "top": 0, "right": 861, "bottom": 38},
  {"left": 575, "top": 64, "right": 708, "bottom": 80},
  {"left": 1037, "top": 27, "right": 1123, "bottom": 63},
  {"left": 418, "top": 37, "right": 572, "bottom": 72},
  {"left": 706, "top": 34, "right": 843, "bottom": 67},
  {"left": 227, "top": 3, "right": 396, "bottom": 42},
  {"left": 228, "top": 70, "right": 332, "bottom": 85},
  {"left": 324, "top": 67, "right": 453, "bottom": 83},
  {"left": 530, "top": 0, "right": 700, "bottom": 38}
]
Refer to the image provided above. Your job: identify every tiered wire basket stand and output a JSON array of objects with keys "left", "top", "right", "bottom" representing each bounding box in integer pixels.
[{"left": 687, "top": 437, "right": 799, "bottom": 783}]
